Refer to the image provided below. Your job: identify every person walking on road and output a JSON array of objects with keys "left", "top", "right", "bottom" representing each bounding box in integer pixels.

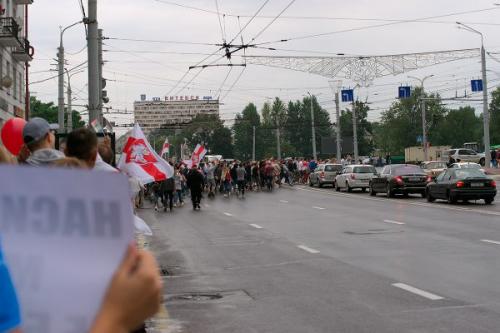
[
  {"left": 161, "top": 176, "right": 175, "bottom": 212},
  {"left": 186, "top": 164, "right": 205, "bottom": 210},
  {"left": 236, "top": 163, "right": 247, "bottom": 198}
]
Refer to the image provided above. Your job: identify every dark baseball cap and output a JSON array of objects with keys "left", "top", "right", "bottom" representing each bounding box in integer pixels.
[{"left": 23, "top": 117, "right": 59, "bottom": 145}]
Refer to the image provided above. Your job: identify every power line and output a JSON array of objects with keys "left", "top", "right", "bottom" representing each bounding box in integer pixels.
[
  {"left": 249, "top": 0, "right": 296, "bottom": 44},
  {"left": 228, "top": 0, "right": 270, "bottom": 45},
  {"left": 255, "top": 6, "right": 500, "bottom": 45}
]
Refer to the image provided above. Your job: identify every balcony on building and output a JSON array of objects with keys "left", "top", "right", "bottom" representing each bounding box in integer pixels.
[
  {"left": 0, "top": 17, "right": 20, "bottom": 47},
  {"left": 13, "top": 0, "right": 34, "bottom": 4},
  {"left": 13, "top": 38, "right": 33, "bottom": 62}
]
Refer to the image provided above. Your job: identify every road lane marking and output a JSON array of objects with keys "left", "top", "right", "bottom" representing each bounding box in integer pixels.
[
  {"left": 481, "top": 239, "right": 500, "bottom": 245},
  {"left": 312, "top": 206, "right": 326, "bottom": 210},
  {"left": 297, "top": 245, "right": 320, "bottom": 254},
  {"left": 296, "top": 186, "right": 500, "bottom": 217},
  {"left": 279, "top": 200, "right": 289, "bottom": 203},
  {"left": 392, "top": 283, "right": 444, "bottom": 300},
  {"left": 384, "top": 219, "right": 405, "bottom": 225},
  {"left": 223, "top": 212, "right": 233, "bottom": 217},
  {"left": 249, "top": 224, "right": 263, "bottom": 229}
]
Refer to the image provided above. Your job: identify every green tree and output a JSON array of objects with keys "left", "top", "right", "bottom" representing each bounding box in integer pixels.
[
  {"left": 233, "top": 103, "right": 261, "bottom": 160},
  {"left": 373, "top": 87, "right": 446, "bottom": 155},
  {"left": 490, "top": 87, "right": 500, "bottom": 145},
  {"left": 30, "top": 96, "right": 85, "bottom": 129},
  {"left": 431, "top": 106, "right": 482, "bottom": 148},
  {"left": 180, "top": 113, "right": 233, "bottom": 158},
  {"left": 339, "top": 100, "right": 373, "bottom": 156}
]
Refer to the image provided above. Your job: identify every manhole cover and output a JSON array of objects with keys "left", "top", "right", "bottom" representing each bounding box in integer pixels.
[{"left": 165, "top": 293, "right": 223, "bottom": 302}]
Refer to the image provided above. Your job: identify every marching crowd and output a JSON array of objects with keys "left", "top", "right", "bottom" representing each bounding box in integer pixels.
[{"left": 141, "top": 157, "right": 343, "bottom": 211}]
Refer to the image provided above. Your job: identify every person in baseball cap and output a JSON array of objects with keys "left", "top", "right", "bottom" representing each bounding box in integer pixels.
[{"left": 23, "top": 117, "right": 64, "bottom": 166}]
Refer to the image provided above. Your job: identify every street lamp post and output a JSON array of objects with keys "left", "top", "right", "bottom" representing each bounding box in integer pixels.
[
  {"left": 65, "top": 69, "right": 84, "bottom": 132},
  {"left": 58, "top": 20, "right": 83, "bottom": 133},
  {"left": 408, "top": 74, "right": 434, "bottom": 161},
  {"left": 307, "top": 92, "right": 317, "bottom": 161},
  {"left": 457, "top": 22, "right": 490, "bottom": 168}
]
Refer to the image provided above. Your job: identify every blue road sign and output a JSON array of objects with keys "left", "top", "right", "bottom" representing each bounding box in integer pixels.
[
  {"left": 341, "top": 89, "right": 354, "bottom": 102},
  {"left": 471, "top": 79, "right": 483, "bottom": 92},
  {"left": 398, "top": 86, "right": 411, "bottom": 99},
  {"left": 416, "top": 135, "right": 423, "bottom": 143}
]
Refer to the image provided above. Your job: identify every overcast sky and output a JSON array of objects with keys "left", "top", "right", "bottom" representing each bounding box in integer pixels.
[{"left": 28, "top": 0, "right": 500, "bottom": 135}]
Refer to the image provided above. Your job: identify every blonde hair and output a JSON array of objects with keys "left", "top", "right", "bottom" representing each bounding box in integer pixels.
[{"left": 0, "top": 145, "right": 16, "bottom": 164}]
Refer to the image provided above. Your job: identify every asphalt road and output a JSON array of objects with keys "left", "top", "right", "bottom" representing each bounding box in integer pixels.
[{"left": 141, "top": 185, "right": 500, "bottom": 333}]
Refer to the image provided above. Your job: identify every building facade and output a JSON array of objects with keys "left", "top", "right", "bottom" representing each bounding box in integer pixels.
[
  {"left": 134, "top": 96, "right": 219, "bottom": 133},
  {"left": 0, "top": 0, "right": 33, "bottom": 126}
]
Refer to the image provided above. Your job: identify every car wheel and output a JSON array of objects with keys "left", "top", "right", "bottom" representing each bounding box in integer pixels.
[
  {"left": 386, "top": 185, "right": 394, "bottom": 198},
  {"left": 309, "top": 178, "right": 314, "bottom": 187},
  {"left": 427, "top": 190, "right": 435, "bottom": 202},
  {"left": 447, "top": 191, "right": 457, "bottom": 204},
  {"left": 485, "top": 197, "right": 494, "bottom": 205},
  {"left": 369, "top": 183, "right": 376, "bottom": 196},
  {"left": 335, "top": 181, "right": 340, "bottom": 192},
  {"left": 346, "top": 181, "right": 352, "bottom": 193}
]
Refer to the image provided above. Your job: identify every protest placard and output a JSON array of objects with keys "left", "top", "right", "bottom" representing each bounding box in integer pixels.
[{"left": 0, "top": 165, "right": 134, "bottom": 332}]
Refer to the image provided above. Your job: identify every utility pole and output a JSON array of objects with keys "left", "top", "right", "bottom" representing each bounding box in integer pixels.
[
  {"left": 252, "top": 125, "right": 256, "bottom": 161},
  {"left": 481, "top": 43, "right": 490, "bottom": 168},
  {"left": 57, "top": 42, "right": 65, "bottom": 132},
  {"left": 98, "top": 28, "right": 104, "bottom": 126},
  {"left": 352, "top": 99, "right": 358, "bottom": 163},
  {"left": 308, "top": 92, "right": 317, "bottom": 160},
  {"left": 87, "top": 0, "right": 100, "bottom": 128},
  {"left": 58, "top": 21, "right": 82, "bottom": 132},
  {"left": 457, "top": 22, "right": 490, "bottom": 168},
  {"left": 409, "top": 74, "right": 434, "bottom": 161},
  {"left": 421, "top": 98, "right": 427, "bottom": 160},
  {"left": 276, "top": 127, "right": 281, "bottom": 160},
  {"left": 335, "top": 91, "right": 341, "bottom": 162},
  {"left": 66, "top": 71, "right": 72, "bottom": 132}
]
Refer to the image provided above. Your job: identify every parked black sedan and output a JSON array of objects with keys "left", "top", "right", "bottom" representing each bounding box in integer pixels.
[
  {"left": 426, "top": 168, "right": 496, "bottom": 204},
  {"left": 369, "top": 164, "right": 429, "bottom": 198}
]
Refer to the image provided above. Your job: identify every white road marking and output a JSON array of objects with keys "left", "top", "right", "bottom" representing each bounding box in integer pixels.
[
  {"left": 297, "top": 245, "right": 320, "bottom": 254},
  {"left": 279, "top": 200, "right": 289, "bottom": 203},
  {"left": 249, "top": 224, "right": 263, "bottom": 229},
  {"left": 296, "top": 186, "right": 500, "bottom": 217},
  {"left": 223, "top": 212, "right": 233, "bottom": 217},
  {"left": 312, "top": 206, "right": 326, "bottom": 210},
  {"left": 384, "top": 219, "right": 405, "bottom": 225},
  {"left": 481, "top": 239, "right": 500, "bottom": 245},
  {"left": 392, "top": 283, "right": 444, "bottom": 300}
]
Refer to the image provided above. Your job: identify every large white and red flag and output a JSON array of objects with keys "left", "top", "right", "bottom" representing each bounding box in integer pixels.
[
  {"left": 160, "top": 137, "right": 170, "bottom": 156},
  {"left": 191, "top": 144, "right": 207, "bottom": 166},
  {"left": 118, "top": 123, "right": 174, "bottom": 184}
]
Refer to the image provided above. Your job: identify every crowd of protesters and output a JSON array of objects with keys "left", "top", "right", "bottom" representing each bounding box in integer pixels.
[{"left": 0, "top": 118, "right": 161, "bottom": 333}]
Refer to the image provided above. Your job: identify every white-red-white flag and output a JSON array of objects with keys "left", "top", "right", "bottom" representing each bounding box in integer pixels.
[
  {"left": 160, "top": 137, "right": 170, "bottom": 156},
  {"left": 118, "top": 123, "right": 174, "bottom": 184},
  {"left": 191, "top": 144, "right": 207, "bottom": 166}
]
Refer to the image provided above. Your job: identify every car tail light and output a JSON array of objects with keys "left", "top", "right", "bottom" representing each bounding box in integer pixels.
[
  {"left": 395, "top": 176, "right": 403, "bottom": 184},
  {"left": 456, "top": 181, "right": 465, "bottom": 188},
  {"left": 350, "top": 174, "right": 356, "bottom": 180},
  {"left": 426, "top": 176, "right": 432, "bottom": 183},
  {"left": 320, "top": 172, "right": 325, "bottom": 178},
  {"left": 491, "top": 180, "right": 497, "bottom": 188}
]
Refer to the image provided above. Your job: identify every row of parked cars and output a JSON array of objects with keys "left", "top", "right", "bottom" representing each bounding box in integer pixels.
[{"left": 309, "top": 162, "right": 497, "bottom": 205}]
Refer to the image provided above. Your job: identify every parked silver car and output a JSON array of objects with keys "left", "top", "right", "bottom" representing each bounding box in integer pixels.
[
  {"left": 309, "top": 164, "right": 343, "bottom": 187},
  {"left": 443, "top": 149, "right": 485, "bottom": 166},
  {"left": 335, "top": 165, "right": 377, "bottom": 192}
]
